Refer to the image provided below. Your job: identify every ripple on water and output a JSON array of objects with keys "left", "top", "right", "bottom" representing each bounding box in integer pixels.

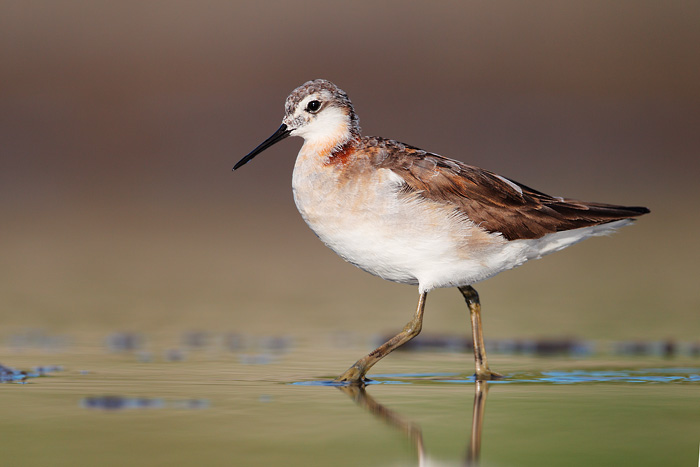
[{"left": 292, "top": 368, "right": 700, "bottom": 386}]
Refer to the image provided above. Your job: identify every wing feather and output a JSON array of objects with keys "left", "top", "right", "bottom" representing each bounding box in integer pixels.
[{"left": 366, "top": 137, "right": 649, "bottom": 240}]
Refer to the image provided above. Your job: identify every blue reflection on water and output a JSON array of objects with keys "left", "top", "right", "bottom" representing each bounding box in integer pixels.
[
  {"left": 0, "top": 363, "right": 62, "bottom": 384},
  {"left": 293, "top": 368, "right": 700, "bottom": 386}
]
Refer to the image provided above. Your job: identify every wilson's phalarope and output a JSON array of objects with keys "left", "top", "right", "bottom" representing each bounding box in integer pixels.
[{"left": 234, "top": 79, "right": 649, "bottom": 384}]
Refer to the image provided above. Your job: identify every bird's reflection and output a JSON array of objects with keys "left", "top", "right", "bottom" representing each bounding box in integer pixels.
[
  {"left": 338, "top": 380, "right": 489, "bottom": 466},
  {"left": 466, "top": 380, "right": 488, "bottom": 465},
  {"left": 338, "top": 384, "right": 427, "bottom": 464}
]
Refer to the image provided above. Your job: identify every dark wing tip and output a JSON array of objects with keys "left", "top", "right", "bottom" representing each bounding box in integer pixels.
[{"left": 630, "top": 206, "right": 650, "bottom": 215}]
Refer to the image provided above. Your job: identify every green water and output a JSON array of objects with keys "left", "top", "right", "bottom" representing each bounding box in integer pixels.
[{"left": 2, "top": 336, "right": 699, "bottom": 467}]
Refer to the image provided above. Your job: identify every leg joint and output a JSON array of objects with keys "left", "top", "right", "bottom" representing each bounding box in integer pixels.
[{"left": 458, "top": 285, "right": 480, "bottom": 306}]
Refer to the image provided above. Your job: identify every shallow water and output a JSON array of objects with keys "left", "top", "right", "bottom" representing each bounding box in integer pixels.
[{"left": 2, "top": 334, "right": 700, "bottom": 467}]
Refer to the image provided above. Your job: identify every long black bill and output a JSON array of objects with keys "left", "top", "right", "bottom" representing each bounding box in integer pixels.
[{"left": 233, "top": 124, "right": 291, "bottom": 171}]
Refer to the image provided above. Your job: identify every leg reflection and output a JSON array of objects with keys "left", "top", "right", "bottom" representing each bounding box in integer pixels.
[
  {"left": 338, "top": 380, "right": 490, "bottom": 466},
  {"left": 466, "top": 380, "right": 489, "bottom": 466},
  {"left": 338, "top": 385, "right": 426, "bottom": 464}
]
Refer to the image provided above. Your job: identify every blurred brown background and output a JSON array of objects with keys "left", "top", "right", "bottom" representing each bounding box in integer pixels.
[{"left": 1, "top": 1, "right": 698, "bottom": 340}]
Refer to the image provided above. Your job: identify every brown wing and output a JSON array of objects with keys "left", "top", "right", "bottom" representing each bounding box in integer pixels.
[{"left": 369, "top": 138, "right": 650, "bottom": 240}]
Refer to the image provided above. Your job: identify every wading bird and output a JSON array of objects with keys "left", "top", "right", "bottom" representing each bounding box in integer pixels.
[{"left": 234, "top": 79, "right": 649, "bottom": 384}]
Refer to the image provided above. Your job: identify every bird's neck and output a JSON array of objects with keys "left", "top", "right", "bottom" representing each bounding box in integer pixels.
[{"left": 300, "top": 121, "right": 358, "bottom": 160}]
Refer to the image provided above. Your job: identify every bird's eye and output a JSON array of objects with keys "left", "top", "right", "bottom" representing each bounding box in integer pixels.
[{"left": 306, "top": 100, "right": 321, "bottom": 113}]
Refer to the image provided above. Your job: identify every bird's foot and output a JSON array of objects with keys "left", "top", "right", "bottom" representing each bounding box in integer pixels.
[
  {"left": 474, "top": 369, "right": 503, "bottom": 381},
  {"left": 333, "top": 364, "right": 368, "bottom": 386}
]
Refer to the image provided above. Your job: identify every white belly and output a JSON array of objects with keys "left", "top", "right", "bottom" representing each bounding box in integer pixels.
[{"left": 291, "top": 151, "right": 532, "bottom": 292}]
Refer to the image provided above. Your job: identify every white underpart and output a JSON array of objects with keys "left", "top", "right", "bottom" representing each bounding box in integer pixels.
[
  {"left": 420, "top": 219, "right": 633, "bottom": 292},
  {"left": 514, "top": 219, "right": 631, "bottom": 259}
]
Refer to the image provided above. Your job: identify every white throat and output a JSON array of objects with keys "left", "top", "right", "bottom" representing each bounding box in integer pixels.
[{"left": 292, "top": 106, "right": 352, "bottom": 149}]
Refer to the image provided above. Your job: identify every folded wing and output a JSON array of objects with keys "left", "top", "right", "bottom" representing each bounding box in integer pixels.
[{"left": 373, "top": 139, "right": 649, "bottom": 240}]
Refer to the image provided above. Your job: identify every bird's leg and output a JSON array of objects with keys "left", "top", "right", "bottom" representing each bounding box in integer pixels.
[
  {"left": 458, "top": 285, "right": 502, "bottom": 380},
  {"left": 334, "top": 292, "right": 428, "bottom": 385}
]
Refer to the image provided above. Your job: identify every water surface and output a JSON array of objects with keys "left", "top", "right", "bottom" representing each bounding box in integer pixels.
[{"left": 2, "top": 333, "right": 699, "bottom": 466}]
